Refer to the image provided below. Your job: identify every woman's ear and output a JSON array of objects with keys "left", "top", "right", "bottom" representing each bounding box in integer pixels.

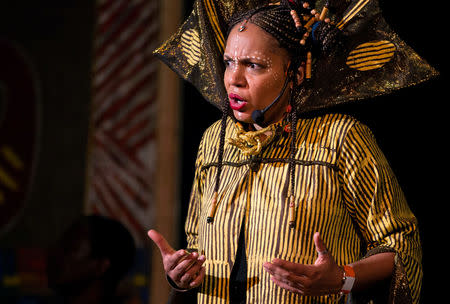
[
  {"left": 289, "top": 63, "right": 305, "bottom": 89},
  {"left": 296, "top": 63, "right": 305, "bottom": 86}
]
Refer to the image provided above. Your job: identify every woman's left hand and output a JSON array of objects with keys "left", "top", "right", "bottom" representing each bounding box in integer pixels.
[{"left": 263, "top": 232, "right": 344, "bottom": 296}]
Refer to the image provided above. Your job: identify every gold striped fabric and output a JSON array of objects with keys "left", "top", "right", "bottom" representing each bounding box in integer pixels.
[
  {"left": 185, "top": 113, "right": 422, "bottom": 303},
  {"left": 181, "top": 29, "right": 202, "bottom": 66},
  {"left": 346, "top": 40, "right": 396, "bottom": 71},
  {"left": 336, "top": 0, "right": 371, "bottom": 30},
  {"left": 203, "top": 0, "right": 225, "bottom": 52}
]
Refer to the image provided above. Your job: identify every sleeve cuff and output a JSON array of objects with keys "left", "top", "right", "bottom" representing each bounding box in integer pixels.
[{"left": 356, "top": 246, "right": 414, "bottom": 303}]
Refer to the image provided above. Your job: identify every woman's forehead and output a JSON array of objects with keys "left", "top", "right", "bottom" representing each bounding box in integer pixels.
[{"left": 224, "top": 22, "right": 282, "bottom": 59}]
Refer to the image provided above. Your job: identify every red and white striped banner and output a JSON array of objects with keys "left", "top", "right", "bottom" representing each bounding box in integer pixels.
[{"left": 86, "top": 0, "right": 159, "bottom": 246}]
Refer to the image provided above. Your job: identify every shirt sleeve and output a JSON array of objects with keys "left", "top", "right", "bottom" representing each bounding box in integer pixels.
[
  {"left": 184, "top": 133, "right": 206, "bottom": 252},
  {"left": 338, "top": 121, "right": 422, "bottom": 303}
]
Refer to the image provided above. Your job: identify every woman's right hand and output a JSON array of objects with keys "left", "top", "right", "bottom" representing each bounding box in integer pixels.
[{"left": 148, "top": 229, "right": 206, "bottom": 290}]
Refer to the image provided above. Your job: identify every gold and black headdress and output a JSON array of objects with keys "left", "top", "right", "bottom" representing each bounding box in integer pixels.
[{"left": 153, "top": 0, "right": 438, "bottom": 114}]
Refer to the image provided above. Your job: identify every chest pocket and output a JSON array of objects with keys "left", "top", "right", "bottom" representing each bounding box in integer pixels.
[{"left": 296, "top": 144, "right": 338, "bottom": 167}]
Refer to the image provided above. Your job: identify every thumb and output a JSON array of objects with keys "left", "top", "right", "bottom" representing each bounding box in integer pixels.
[
  {"left": 313, "top": 232, "right": 330, "bottom": 262},
  {"left": 148, "top": 229, "right": 175, "bottom": 257}
]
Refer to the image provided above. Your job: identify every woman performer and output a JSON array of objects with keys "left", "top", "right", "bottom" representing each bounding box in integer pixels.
[{"left": 149, "top": 0, "right": 438, "bottom": 303}]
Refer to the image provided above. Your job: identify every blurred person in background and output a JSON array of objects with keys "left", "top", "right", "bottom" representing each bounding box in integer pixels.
[{"left": 47, "top": 215, "right": 136, "bottom": 304}]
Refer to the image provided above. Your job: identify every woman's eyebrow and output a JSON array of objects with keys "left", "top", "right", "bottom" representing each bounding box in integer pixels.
[{"left": 223, "top": 54, "right": 265, "bottom": 64}]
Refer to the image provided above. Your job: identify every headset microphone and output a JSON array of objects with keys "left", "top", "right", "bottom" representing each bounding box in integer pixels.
[{"left": 251, "top": 74, "right": 291, "bottom": 125}]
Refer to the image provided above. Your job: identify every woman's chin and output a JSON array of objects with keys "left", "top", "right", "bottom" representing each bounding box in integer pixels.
[{"left": 233, "top": 110, "right": 253, "bottom": 124}]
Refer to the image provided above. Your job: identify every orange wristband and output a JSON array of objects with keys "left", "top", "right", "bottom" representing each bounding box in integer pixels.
[{"left": 341, "top": 265, "right": 355, "bottom": 294}]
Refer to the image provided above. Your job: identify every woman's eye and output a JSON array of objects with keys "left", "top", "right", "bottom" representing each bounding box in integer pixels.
[{"left": 248, "top": 62, "right": 263, "bottom": 70}]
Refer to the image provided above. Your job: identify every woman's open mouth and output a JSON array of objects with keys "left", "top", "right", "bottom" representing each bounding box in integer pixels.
[{"left": 229, "top": 93, "right": 247, "bottom": 111}]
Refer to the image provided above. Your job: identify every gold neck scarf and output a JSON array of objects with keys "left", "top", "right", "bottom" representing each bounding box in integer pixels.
[{"left": 227, "top": 121, "right": 285, "bottom": 156}]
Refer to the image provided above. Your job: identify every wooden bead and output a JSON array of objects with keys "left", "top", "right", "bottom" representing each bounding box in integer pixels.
[
  {"left": 306, "top": 51, "right": 312, "bottom": 79},
  {"left": 288, "top": 195, "right": 296, "bottom": 228},
  {"left": 319, "top": 6, "right": 329, "bottom": 21},
  {"left": 207, "top": 192, "right": 219, "bottom": 223},
  {"left": 300, "top": 32, "right": 309, "bottom": 45},
  {"left": 304, "top": 16, "right": 316, "bottom": 29},
  {"left": 290, "top": 10, "right": 302, "bottom": 28}
]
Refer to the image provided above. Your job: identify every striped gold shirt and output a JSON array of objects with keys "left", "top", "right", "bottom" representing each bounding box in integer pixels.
[{"left": 185, "top": 113, "right": 421, "bottom": 303}]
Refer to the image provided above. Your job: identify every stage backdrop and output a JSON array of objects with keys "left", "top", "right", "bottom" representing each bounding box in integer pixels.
[
  {"left": 85, "top": 0, "right": 159, "bottom": 249},
  {"left": 85, "top": 0, "right": 162, "bottom": 303}
]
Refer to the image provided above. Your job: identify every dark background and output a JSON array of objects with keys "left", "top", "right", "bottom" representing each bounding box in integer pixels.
[
  {"left": 179, "top": 0, "right": 447, "bottom": 302},
  {"left": 0, "top": 1, "right": 94, "bottom": 246}
]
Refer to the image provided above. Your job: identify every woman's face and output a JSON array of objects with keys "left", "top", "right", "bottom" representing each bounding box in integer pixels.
[{"left": 224, "top": 22, "right": 291, "bottom": 127}]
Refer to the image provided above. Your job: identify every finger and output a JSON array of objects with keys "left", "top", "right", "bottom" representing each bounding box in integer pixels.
[
  {"left": 270, "top": 276, "right": 303, "bottom": 294},
  {"left": 271, "top": 275, "right": 330, "bottom": 296},
  {"left": 178, "top": 255, "right": 206, "bottom": 285},
  {"left": 263, "top": 262, "right": 308, "bottom": 286},
  {"left": 165, "top": 249, "right": 191, "bottom": 272},
  {"left": 263, "top": 261, "right": 290, "bottom": 277},
  {"left": 267, "top": 259, "right": 313, "bottom": 277},
  {"left": 148, "top": 229, "right": 175, "bottom": 256},
  {"left": 189, "top": 266, "right": 206, "bottom": 288},
  {"left": 170, "top": 253, "right": 202, "bottom": 281},
  {"left": 179, "top": 272, "right": 194, "bottom": 287},
  {"left": 185, "top": 254, "right": 206, "bottom": 274},
  {"left": 313, "top": 232, "right": 328, "bottom": 255}
]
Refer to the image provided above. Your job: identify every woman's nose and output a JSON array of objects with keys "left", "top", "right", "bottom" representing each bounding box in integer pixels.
[{"left": 226, "top": 65, "right": 246, "bottom": 88}]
